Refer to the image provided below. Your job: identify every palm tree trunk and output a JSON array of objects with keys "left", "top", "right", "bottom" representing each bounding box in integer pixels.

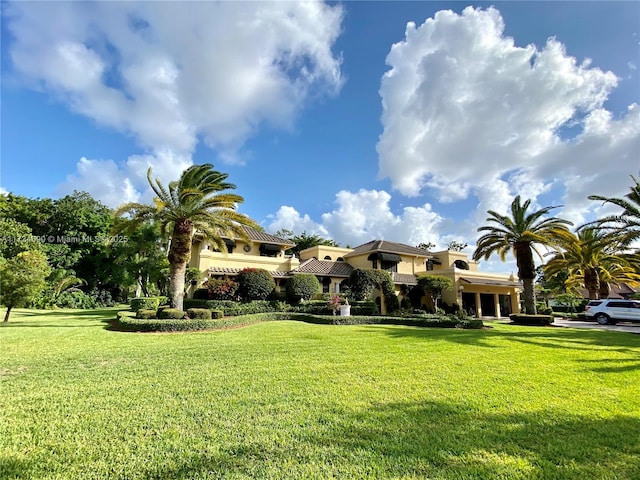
[
  {"left": 515, "top": 243, "right": 537, "bottom": 314},
  {"left": 168, "top": 262, "right": 187, "bottom": 311},
  {"left": 167, "top": 221, "right": 193, "bottom": 311},
  {"left": 584, "top": 268, "right": 600, "bottom": 300}
]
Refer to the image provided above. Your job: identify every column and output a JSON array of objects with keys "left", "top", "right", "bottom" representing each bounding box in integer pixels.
[
  {"left": 475, "top": 292, "right": 482, "bottom": 318},
  {"left": 494, "top": 293, "right": 501, "bottom": 318}
]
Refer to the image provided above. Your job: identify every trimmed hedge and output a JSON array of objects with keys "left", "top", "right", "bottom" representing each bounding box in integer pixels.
[
  {"left": 183, "top": 299, "right": 278, "bottom": 316},
  {"left": 186, "top": 308, "right": 212, "bottom": 320},
  {"left": 509, "top": 314, "right": 554, "bottom": 326},
  {"left": 115, "top": 310, "right": 484, "bottom": 332},
  {"left": 157, "top": 308, "right": 185, "bottom": 319},
  {"left": 136, "top": 309, "right": 157, "bottom": 319},
  {"left": 212, "top": 309, "right": 224, "bottom": 319},
  {"left": 237, "top": 268, "right": 275, "bottom": 301},
  {"left": 130, "top": 296, "right": 168, "bottom": 312}
]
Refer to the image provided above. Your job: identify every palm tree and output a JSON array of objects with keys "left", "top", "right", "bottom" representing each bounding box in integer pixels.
[
  {"left": 113, "top": 164, "right": 259, "bottom": 311},
  {"left": 472, "top": 196, "right": 573, "bottom": 314},
  {"left": 544, "top": 228, "right": 640, "bottom": 300},
  {"left": 586, "top": 175, "right": 640, "bottom": 247}
]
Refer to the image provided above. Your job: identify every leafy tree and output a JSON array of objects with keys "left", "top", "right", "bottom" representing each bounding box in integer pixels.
[
  {"left": 473, "top": 196, "right": 573, "bottom": 314},
  {"left": 276, "top": 230, "right": 339, "bottom": 256},
  {"left": 237, "top": 268, "right": 275, "bottom": 301},
  {"left": 416, "top": 274, "right": 452, "bottom": 311},
  {"left": 586, "top": 175, "right": 640, "bottom": 247},
  {"left": 348, "top": 269, "right": 396, "bottom": 313},
  {"left": 113, "top": 164, "right": 259, "bottom": 310},
  {"left": 0, "top": 218, "right": 40, "bottom": 258},
  {"left": 446, "top": 240, "right": 468, "bottom": 252},
  {"left": 286, "top": 274, "right": 320, "bottom": 302},
  {"left": 544, "top": 228, "right": 639, "bottom": 300},
  {"left": 416, "top": 242, "right": 435, "bottom": 251},
  {"left": 0, "top": 250, "right": 51, "bottom": 322}
]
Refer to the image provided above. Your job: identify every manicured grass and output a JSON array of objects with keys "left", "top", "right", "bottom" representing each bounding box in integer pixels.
[{"left": 2, "top": 308, "right": 639, "bottom": 479}]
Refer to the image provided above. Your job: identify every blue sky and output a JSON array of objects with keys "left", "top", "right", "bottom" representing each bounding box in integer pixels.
[{"left": 2, "top": 1, "right": 639, "bottom": 268}]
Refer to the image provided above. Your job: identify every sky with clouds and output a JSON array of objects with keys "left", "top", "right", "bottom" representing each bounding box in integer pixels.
[{"left": 2, "top": 1, "right": 639, "bottom": 271}]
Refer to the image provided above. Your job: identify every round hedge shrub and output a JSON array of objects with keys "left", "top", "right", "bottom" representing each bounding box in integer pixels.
[
  {"left": 237, "top": 268, "right": 275, "bottom": 301},
  {"left": 157, "top": 308, "right": 185, "bottom": 319},
  {"left": 212, "top": 309, "right": 224, "bottom": 319},
  {"left": 286, "top": 274, "right": 320, "bottom": 302},
  {"left": 136, "top": 309, "right": 157, "bottom": 319},
  {"left": 186, "top": 308, "right": 212, "bottom": 320},
  {"left": 131, "top": 297, "right": 162, "bottom": 312}
]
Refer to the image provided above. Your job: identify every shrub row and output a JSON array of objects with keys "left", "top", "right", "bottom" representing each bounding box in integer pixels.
[{"left": 115, "top": 311, "right": 484, "bottom": 332}]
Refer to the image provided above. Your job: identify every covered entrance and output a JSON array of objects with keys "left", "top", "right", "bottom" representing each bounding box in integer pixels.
[{"left": 459, "top": 277, "right": 521, "bottom": 318}]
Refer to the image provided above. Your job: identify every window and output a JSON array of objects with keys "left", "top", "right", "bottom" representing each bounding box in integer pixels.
[
  {"left": 321, "top": 277, "right": 331, "bottom": 293},
  {"left": 324, "top": 255, "right": 332, "bottom": 260},
  {"left": 381, "top": 260, "right": 397, "bottom": 272}
]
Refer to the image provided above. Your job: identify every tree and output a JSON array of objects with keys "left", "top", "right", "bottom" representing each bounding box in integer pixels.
[
  {"left": 0, "top": 250, "right": 51, "bottom": 322},
  {"left": 544, "top": 228, "right": 639, "bottom": 300},
  {"left": 0, "top": 218, "right": 40, "bottom": 258},
  {"left": 586, "top": 175, "right": 640, "bottom": 247},
  {"left": 446, "top": 240, "right": 468, "bottom": 252},
  {"left": 275, "top": 230, "right": 339, "bottom": 257},
  {"left": 416, "top": 242, "right": 435, "bottom": 251},
  {"left": 416, "top": 274, "right": 452, "bottom": 312},
  {"left": 113, "top": 164, "right": 259, "bottom": 311},
  {"left": 472, "top": 196, "right": 573, "bottom": 314}
]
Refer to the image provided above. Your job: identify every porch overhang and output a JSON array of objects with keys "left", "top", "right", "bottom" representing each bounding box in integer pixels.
[{"left": 460, "top": 277, "right": 522, "bottom": 288}]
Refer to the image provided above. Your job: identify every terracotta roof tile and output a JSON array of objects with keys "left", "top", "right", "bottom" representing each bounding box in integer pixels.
[
  {"left": 392, "top": 273, "right": 418, "bottom": 285},
  {"left": 220, "top": 227, "right": 295, "bottom": 246},
  {"left": 292, "top": 258, "right": 354, "bottom": 277}
]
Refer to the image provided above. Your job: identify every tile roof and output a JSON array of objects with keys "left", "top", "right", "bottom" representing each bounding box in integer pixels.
[
  {"left": 345, "top": 239, "right": 432, "bottom": 258},
  {"left": 292, "top": 258, "right": 354, "bottom": 277},
  {"left": 207, "top": 266, "right": 291, "bottom": 278},
  {"left": 221, "top": 227, "right": 295, "bottom": 246}
]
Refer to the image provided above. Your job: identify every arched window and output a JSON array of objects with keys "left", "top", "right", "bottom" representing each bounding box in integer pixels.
[
  {"left": 454, "top": 260, "right": 469, "bottom": 270},
  {"left": 336, "top": 257, "right": 344, "bottom": 262},
  {"left": 324, "top": 255, "right": 332, "bottom": 260}
]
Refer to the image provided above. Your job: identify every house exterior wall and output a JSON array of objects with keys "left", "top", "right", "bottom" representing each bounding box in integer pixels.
[{"left": 299, "top": 245, "right": 352, "bottom": 262}]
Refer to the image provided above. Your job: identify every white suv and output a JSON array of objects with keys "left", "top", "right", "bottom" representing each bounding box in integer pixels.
[{"left": 584, "top": 299, "right": 640, "bottom": 325}]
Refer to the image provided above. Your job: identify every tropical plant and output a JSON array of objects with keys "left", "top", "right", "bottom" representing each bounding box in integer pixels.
[
  {"left": 544, "top": 228, "right": 640, "bottom": 300},
  {"left": 472, "top": 196, "right": 573, "bottom": 314},
  {"left": 113, "top": 164, "right": 259, "bottom": 311},
  {"left": 586, "top": 175, "right": 640, "bottom": 247}
]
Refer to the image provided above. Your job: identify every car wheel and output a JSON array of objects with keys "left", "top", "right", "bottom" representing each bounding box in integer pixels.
[{"left": 595, "top": 314, "right": 609, "bottom": 325}]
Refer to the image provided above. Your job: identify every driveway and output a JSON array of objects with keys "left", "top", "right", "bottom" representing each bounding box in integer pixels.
[{"left": 551, "top": 318, "right": 640, "bottom": 334}]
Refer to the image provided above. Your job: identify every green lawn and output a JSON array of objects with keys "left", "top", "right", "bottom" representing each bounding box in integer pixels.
[{"left": 1, "top": 308, "right": 639, "bottom": 479}]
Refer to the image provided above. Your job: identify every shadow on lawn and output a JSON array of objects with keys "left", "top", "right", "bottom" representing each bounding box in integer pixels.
[
  {"left": 132, "top": 400, "right": 640, "bottom": 479},
  {"left": 0, "top": 308, "right": 118, "bottom": 328}
]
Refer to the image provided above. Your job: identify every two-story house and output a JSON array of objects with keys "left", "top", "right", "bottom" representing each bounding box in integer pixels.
[{"left": 189, "top": 228, "right": 522, "bottom": 317}]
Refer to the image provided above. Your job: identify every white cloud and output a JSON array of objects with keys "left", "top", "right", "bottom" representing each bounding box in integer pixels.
[
  {"left": 377, "top": 6, "right": 636, "bottom": 229},
  {"left": 6, "top": 1, "right": 344, "bottom": 200},
  {"left": 267, "top": 189, "right": 444, "bottom": 248}
]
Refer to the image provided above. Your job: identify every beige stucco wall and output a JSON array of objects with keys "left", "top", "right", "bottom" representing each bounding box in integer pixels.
[{"left": 299, "top": 245, "right": 353, "bottom": 262}]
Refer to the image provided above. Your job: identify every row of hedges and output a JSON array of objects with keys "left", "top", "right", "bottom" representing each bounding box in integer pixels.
[
  {"left": 509, "top": 314, "right": 554, "bottom": 326},
  {"left": 115, "top": 311, "right": 484, "bottom": 333},
  {"left": 130, "top": 296, "right": 169, "bottom": 312},
  {"left": 183, "top": 298, "right": 379, "bottom": 317}
]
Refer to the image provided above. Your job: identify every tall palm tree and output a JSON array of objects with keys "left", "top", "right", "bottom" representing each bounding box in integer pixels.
[
  {"left": 113, "top": 164, "right": 259, "bottom": 311},
  {"left": 544, "top": 228, "right": 640, "bottom": 300},
  {"left": 472, "top": 196, "right": 573, "bottom": 314},
  {"left": 586, "top": 175, "right": 640, "bottom": 247}
]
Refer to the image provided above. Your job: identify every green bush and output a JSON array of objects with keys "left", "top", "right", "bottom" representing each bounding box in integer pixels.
[
  {"left": 195, "top": 278, "right": 239, "bottom": 300},
  {"left": 157, "top": 308, "right": 185, "bottom": 319},
  {"left": 56, "top": 290, "right": 97, "bottom": 309},
  {"left": 286, "top": 274, "right": 321, "bottom": 302},
  {"left": 536, "top": 303, "right": 553, "bottom": 315},
  {"left": 130, "top": 297, "right": 164, "bottom": 312},
  {"left": 136, "top": 309, "right": 157, "bottom": 319},
  {"left": 211, "top": 309, "right": 224, "bottom": 319},
  {"left": 237, "top": 268, "right": 275, "bottom": 301},
  {"left": 183, "top": 299, "right": 277, "bottom": 316},
  {"left": 186, "top": 308, "right": 212, "bottom": 320}
]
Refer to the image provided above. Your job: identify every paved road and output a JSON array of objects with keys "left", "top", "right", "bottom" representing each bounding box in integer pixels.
[{"left": 551, "top": 318, "right": 640, "bottom": 334}]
